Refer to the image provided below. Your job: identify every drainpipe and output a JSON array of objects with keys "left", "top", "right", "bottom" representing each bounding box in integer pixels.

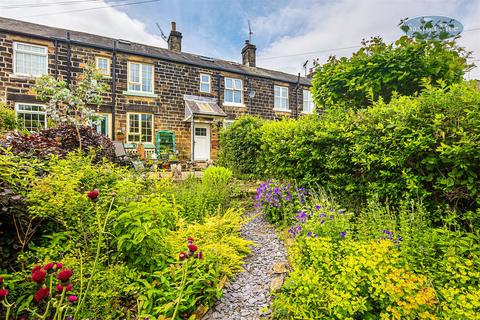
[
  {"left": 111, "top": 40, "right": 117, "bottom": 140},
  {"left": 191, "top": 114, "right": 195, "bottom": 161},
  {"left": 66, "top": 32, "right": 71, "bottom": 85},
  {"left": 295, "top": 73, "right": 300, "bottom": 119},
  {"left": 54, "top": 39, "right": 58, "bottom": 80},
  {"left": 216, "top": 74, "right": 222, "bottom": 107}
]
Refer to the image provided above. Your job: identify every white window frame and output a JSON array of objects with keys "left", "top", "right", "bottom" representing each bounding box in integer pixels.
[
  {"left": 93, "top": 113, "right": 112, "bottom": 138},
  {"left": 126, "top": 112, "right": 154, "bottom": 143},
  {"left": 274, "top": 85, "right": 289, "bottom": 111},
  {"left": 224, "top": 77, "right": 244, "bottom": 106},
  {"left": 302, "top": 90, "right": 314, "bottom": 114},
  {"left": 13, "top": 42, "right": 48, "bottom": 77},
  {"left": 127, "top": 61, "right": 154, "bottom": 94},
  {"left": 95, "top": 57, "right": 111, "bottom": 78},
  {"left": 15, "top": 102, "right": 47, "bottom": 131},
  {"left": 223, "top": 119, "right": 234, "bottom": 128},
  {"left": 199, "top": 73, "right": 211, "bottom": 93}
]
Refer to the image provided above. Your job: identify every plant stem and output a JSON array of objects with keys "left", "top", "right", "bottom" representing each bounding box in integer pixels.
[
  {"left": 73, "top": 197, "right": 114, "bottom": 320},
  {"left": 53, "top": 288, "right": 66, "bottom": 320},
  {"left": 172, "top": 260, "right": 189, "bottom": 320}
]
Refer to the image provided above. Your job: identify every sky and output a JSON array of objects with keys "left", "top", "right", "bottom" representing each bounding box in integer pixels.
[{"left": 1, "top": 0, "right": 479, "bottom": 78}]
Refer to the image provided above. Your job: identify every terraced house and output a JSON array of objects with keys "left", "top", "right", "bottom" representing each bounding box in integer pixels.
[{"left": 0, "top": 17, "right": 312, "bottom": 161}]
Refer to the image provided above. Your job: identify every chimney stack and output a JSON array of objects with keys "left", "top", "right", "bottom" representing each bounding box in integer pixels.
[
  {"left": 241, "top": 40, "right": 256, "bottom": 67},
  {"left": 168, "top": 21, "right": 182, "bottom": 52}
]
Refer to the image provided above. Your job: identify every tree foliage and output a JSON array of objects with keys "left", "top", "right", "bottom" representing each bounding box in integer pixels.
[{"left": 311, "top": 36, "right": 472, "bottom": 110}]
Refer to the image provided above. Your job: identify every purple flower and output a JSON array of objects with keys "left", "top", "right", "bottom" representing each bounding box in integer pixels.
[
  {"left": 329, "top": 215, "right": 334, "bottom": 220},
  {"left": 338, "top": 209, "right": 345, "bottom": 214},
  {"left": 320, "top": 220, "right": 325, "bottom": 224},
  {"left": 340, "top": 231, "right": 346, "bottom": 238},
  {"left": 319, "top": 213, "right": 326, "bottom": 218},
  {"left": 307, "top": 231, "right": 312, "bottom": 237},
  {"left": 296, "top": 210, "right": 308, "bottom": 222},
  {"left": 329, "top": 208, "right": 334, "bottom": 213},
  {"left": 383, "top": 229, "right": 392, "bottom": 235},
  {"left": 315, "top": 204, "right": 322, "bottom": 210}
]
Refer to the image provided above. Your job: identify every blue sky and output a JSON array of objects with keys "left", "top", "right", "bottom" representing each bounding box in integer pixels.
[{"left": 2, "top": 0, "right": 480, "bottom": 78}]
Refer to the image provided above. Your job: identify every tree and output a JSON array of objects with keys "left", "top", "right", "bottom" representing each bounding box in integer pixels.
[
  {"left": 33, "top": 64, "right": 108, "bottom": 148},
  {"left": 311, "top": 36, "right": 472, "bottom": 111}
]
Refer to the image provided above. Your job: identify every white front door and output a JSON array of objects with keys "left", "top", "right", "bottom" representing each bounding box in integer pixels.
[{"left": 193, "top": 123, "right": 210, "bottom": 161}]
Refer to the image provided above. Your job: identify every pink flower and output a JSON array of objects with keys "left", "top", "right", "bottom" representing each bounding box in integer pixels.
[
  {"left": 34, "top": 287, "right": 49, "bottom": 302},
  {"left": 44, "top": 262, "right": 55, "bottom": 271},
  {"left": 32, "top": 269, "right": 47, "bottom": 283},
  {"left": 179, "top": 252, "right": 187, "bottom": 260},
  {"left": 187, "top": 244, "right": 198, "bottom": 252},
  {"left": 87, "top": 189, "right": 99, "bottom": 201},
  {"left": 0, "top": 288, "right": 8, "bottom": 298},
  {"left": 67, "top": 295, "right": 78, "bottom": 303},
  {"left": 57, "top": 269, "right": 73, "bottom": 282},
  {"left": 56, "top": 262, "right": 63, "bottom": 269},
  {"left": 66, "top": 283, "right": 73, "bottom": 292}
]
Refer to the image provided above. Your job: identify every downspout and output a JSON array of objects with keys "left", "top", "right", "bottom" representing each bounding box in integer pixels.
[
  {"left": 66, "top": 32, "right": 71, "bottom": 85},
  {"left": 111, "top": 40, "right": 117, "bottom": 140},
  {"left": 54, "top": 39, "right": 58, "bottom": 80},
  {"left": 295, "top": 73, "right": 300, "bottom": 120},
  {"left": 191, "top": 114, "right": 195, "bottom": 161},
  {"left": 216, "top": 74, "right": 222, "bottom": 107}
]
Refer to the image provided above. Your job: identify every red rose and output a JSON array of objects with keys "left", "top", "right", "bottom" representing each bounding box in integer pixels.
[
  {"left": 197, "top": 251, "right": 204, "bottom": 259},
  {"left": 32, "top": 269, "right": 47, "bottom": 283},
  {"left": 34, "top": 287, "right": 49, "bottom": 302},
  {"left": 57, "top": 269, "right": 73, "bottom": 282},
  {"left": 56, "top": 262, "right": 63, "bottom": 269},
  {"left": 179, "top": 252, "right": 187, "bottom": 260},
  {"left": 187, "top": 244, "right": 198, "bottom": 252},
  {"left": 0, "top": 288, "right": 8, "bottom": 298},
  {"left": 44, "top": 262, "right": 55, "bottom": 271},
  {"left": 67, "top": 295, "right": 78, "bottom": 303},
  {"left": 87, "top": 189, "right": 99, "bottom": 201},
  {"left": 31, "top": 265, "right": 42, "bottom": 274}
]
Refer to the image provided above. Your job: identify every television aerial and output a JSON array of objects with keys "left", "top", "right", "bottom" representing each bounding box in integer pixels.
[{"left": 156, "top": 22, "right": 168, "bottom": 43}]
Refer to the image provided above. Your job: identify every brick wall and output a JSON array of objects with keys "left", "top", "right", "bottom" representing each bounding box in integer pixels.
[{"left": 0, "top": 31, "right": 311, "bottom": 160}]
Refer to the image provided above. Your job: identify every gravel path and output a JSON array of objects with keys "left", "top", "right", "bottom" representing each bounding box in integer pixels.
[{"left": 203, "top": 211, "right": 287, "bottom": 320}]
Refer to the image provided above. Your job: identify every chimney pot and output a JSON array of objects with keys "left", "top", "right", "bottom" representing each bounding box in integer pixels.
[{"left": 168, "top": 21, "right": 182, "bottom": 52}]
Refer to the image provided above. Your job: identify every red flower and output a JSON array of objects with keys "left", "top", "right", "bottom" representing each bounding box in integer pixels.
[
  {"left": 197, "top": 251, "right": 204, "bottom": 259},
  {"left": 0, "top": 288, "right": 8, "bottom": 298},
  {"left": 32, "top": 269, "right": 47, "bottom": 283},
  {"left": 0, "top": 276, "right": 3, "bottom": 284},
  {"left": 187, "top": 243, "right": 198, "bottom": 252},
  {"left": 179, "top": 252, "right": 187, "bottom": 260},
  {"left": 56, "top": 283, "right": 72, "bottom": 293},
  {"left": 34, "top": 287, "right": 49, "bottom": 302},
  {"left": 66, "top": 283, "right": 73, "bottom": 291},
  {"left": 187, "top": 237, "right": 194, "bottom": 243},
  {"left": 56, "top": 262, "right": 63, "bottom": 269},
  {"left": 56, "top": 284, "right": 63, "bottom": 293},
  {"left": 31, "top": 265, "right": 42, "bottom": 274},
  {"left": 87, "top": 189, "right": 99, "bottom": 201},
  {"left": 57, "top": 269, "right": 73, "bottom": 282},
  {"left": 67, "top": 295, "right": 78, "bottom": 303},
  {"left": 44, "top": 262, "right": 55, "bottom": 271}
]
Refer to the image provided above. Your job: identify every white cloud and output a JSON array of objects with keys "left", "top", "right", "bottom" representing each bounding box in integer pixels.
[
  {"left": 0, "top": 0, "right": 164, "bottom": 47},
  {"left": 254, "top": 0, "right": 480, "bottom": 79}
]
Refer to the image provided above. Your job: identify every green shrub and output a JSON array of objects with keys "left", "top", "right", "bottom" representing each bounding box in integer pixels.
[
  {"left": 218, "top": 115, "right": 264, "bottom": 178},
  {"left": 0, "top": 103, "right": 19, "bottom": 132},
  {"left": 312, "top": 36, "right": 470, "bottom": 111}
]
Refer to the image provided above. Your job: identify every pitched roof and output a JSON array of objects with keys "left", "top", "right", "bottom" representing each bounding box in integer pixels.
[{"left": 0, "top": 17, "right": 311, "bottom": 85}]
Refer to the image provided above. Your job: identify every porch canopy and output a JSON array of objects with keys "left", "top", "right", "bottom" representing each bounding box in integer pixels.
[{"left": 183, "top": 95, "right": 227, "bottom": 121}]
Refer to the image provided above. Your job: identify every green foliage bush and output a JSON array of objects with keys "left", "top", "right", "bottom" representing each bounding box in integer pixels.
[
  {"left": 218, "top": 115, "right": 264, "bottom": 178},
  {"left": 312, "top": 36, "right": 470, "bottom": 111},
  {"left": 223, "top": 83, "right": 480, "bottom": 219},
  {"left": 0, "top": 103, "right": 19, "bottom": 132}
]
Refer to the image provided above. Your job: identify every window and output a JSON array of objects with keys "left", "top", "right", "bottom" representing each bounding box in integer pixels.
[
  {"left": 274, "top": 85, "right": 289, "bottom": 111},
  {"left": 96, "top": 57, "right": 110, "bottom": 77},
  {"left": 14, "top": 42, "right": 48, "bottom": 77},
  {"left": 224, "top": 78, "right": 243, "bottom": 105},
  {"left": 199, "top": 74, "right": 211, "bottom": 93},
  {"left": 93, "top": 113, "right": 111, "bottom": 138},
  {"left": 127, "top": 113, "right": 153, "bottom": 143},
  {"left": 223, "top": 119, "right": 234, "bottom": 128},
  {"left": 15, "top": 103, "right": 47, "bottom": 132},
  {"left": 195, "top": 127, "right": 207, "bottom": 136},
  {"left": 303, "top": 90, "right": 315, "bottom": 114},
  {"left": 128, "top": 62, "right": 154, "bottom": 94}
]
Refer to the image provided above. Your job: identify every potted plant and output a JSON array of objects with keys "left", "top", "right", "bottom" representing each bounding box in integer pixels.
[{"left": 116, "top": 128, "right": 126, "bottom": 142}]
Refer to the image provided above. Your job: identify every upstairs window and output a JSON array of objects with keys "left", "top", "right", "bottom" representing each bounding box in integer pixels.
[
  {"left": 224, "top": 78, "right": 243, "bottom": 105},
  {"left": 14, "top": 42, "right": 48, "bottom": 77},
  {"left": 274, "top": 85, "right": 289, "bottom": 111},
  {"left": 15, "top": 103, "right": 47, "bottom": 132},
  {"left": 96, "top": 57, "right": 111, "bottom": 77},
  {"left": 303, "top": 90, "right": 314, "bottom": 113},
  {"left": 127, "top": 113, "right": 153, "bottom": 143},
  {"left": 128, "top": 62, "right": 154, "bottom": 94},
  {"left": 200, "top": 74, "right": 211, "bottom": 93}
]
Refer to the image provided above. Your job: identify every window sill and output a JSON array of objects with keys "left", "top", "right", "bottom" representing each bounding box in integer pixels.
[
  {"left": 273, "top": 108, "right": 291, "bottom": 113},
  {"left": 9, "top": 73, "right": 43, "bottom": 80},
  {"left": 301, "top": 111, "right": 313, "bottom": 114},
  {"left": 122, "top": 91, "right": 157, "bottom": 98},
  {"left": 124, "top": 142, "right": 155, "bottom": 148},
  {"left": 223, "top": 102, "right": 246, "bottom": 108}
]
